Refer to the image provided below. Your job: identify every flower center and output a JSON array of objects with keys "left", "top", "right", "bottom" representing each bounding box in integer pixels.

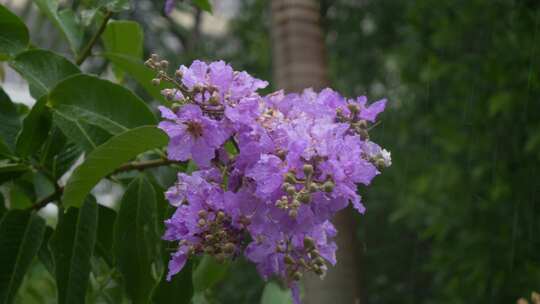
[{"left": 186, "top": 121, "right": 203, "bottom": 137}]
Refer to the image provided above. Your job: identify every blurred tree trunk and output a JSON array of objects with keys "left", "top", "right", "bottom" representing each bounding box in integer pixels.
[{"left": 270, "top": 1, "right": 362, "bottom": 303}]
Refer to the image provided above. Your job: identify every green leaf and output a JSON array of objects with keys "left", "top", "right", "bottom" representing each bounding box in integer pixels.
[
  {"left": 152, "top": 261, "right": 193, "bottom": 304},
  {"left": 95, "top": 204, "right": 116, "bottom": 265},
  {"left": 15, "top": 97, "right": 52, "bottom": 158},
  {"left": 52, "top": 111, "right": 111, "bottom": 152},
  {"left": 260, "top": 282, "right": 293, "bottom": 304},
  {"left": 192, "top": 0, "right": 212, "bottom": 13},
  {"left": 0, "top": 88, "right": 21, "bottom": 154},
  {"left": 33, "top": 0, "right": 84, "bottom": 55},
  {"left": 0, "top": 161, "right": 29, "bottom": 186},
  {"left": 102, "top": 21, "right": 143, "bottom": 58},
  {"left": 10, "top": 49, "right": 80, "bottom": 99},
  {"left": 102, "top": 21, "right": 143, "bottom": 81},
  {"left": 39, "top": 128, "right": 82, "bottom": 179},
  {"left": 102, "top": 52, "right": 169, "bottom": 104},
  {"left": 192, "top": 255, "right": 229, "bottom": 293},
  {"left": 0, "top": 194, "right": 5, "bottom": 217},
  {"left": 114, "top": 175, "right": 160, "bottom": 304},
  {"left": 48, "top": 74, "right": 156, "bottom": 136},
  {"left": 61, "top": 126, "right": 168, "bottom": 208},
  {"left": 50, "top": 196, "right": 98, "bottom": 304},
  {"left": 0, "top": 210, "right": 46, "bottom": 304},
  {"left": 0, "top": 4, "right": 29, "bottom": 58},
  {"left": 38, "top": 226, "right": 55, "bottom": 276}
]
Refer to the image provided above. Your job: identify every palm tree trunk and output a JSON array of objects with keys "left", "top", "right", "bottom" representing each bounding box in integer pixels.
[{"left": 270, "top": 1, "right": 362, "bottom": 303}]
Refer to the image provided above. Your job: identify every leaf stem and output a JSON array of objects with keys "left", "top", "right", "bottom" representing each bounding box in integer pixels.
[
  {"left": 75, "top": 10, "right": 113, "bottom": 65},
  {"left": 30, "top": 158, "right": 179, "bottom": 211}
]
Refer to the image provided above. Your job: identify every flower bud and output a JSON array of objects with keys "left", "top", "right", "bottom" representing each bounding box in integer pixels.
[
  {"left": 292, "top": 271, "right": 302, "bottom": 281},
  {"left": 223, "top": 242, "right": 235, "bottom": 254},
  {"left": 151, "top": 78, "right": 160, "bottom": 86},
  {"left": 298, "top": 192, "right": 311, "bottom": 204},
  {"left": 197, "top": 218, "right": 206, "bottom": 227},
  {"left": 284, "top": 255, "right": 294, "bottom": 265},
  {"left": 175, "top": 69, "right": 183, "bottom": 78},
  {"left": 288, "top": 209, "right": 298, "bottom": 218},
  {"left": 286, "top": 185, "right": 296, "bottom": 195},
  {"left": 303, "top": 236, "right": 315, "bottom": 250},
  {"left": 322, "top": 181, "right": 335, "bottom": 193},
  {"left": 198, "top": 210, "right": 208, "bottom": 218},
  {"left": 347, "top": 103, "right": 359, "bottom": 114},
  {"left": 151, "top": 53, "right": 159, "bottom": 61},
  {"left": 303, "top": 164, "right": 314, "bottom": 176},
  {"left": 217, "top": 211, "right": 226, "bottom": 221},
  {"left": 284, "top": 172, "right": 297, "bottom": 183},
  {"left": 160, "top": 60, "right": 169, "bottom": 69}
]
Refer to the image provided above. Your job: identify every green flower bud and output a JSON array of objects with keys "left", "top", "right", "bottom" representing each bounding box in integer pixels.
[
  {"left": 284, "top": 172, "right": 297, "bottom": 183},
  {"left": 286, "top": 185, "right": 296, "bottom": 195},
  {"left": 303, "top": 164, "right": 314, "bottom": 176},
  {"left": 288, "top": 209, "right": 298, "bottom": 218},
  {"left": 292, "top": 271, "right": 302, "bottom": 281},
  {"left": 298, "top": 192, "right": 311, "bottom": 204},
  {"left": 284, "top": 255, "right": 295, "bottom": 265},
  {"left": 223, "top": 242, "right": 235, "bottom": 254},
  {"left": 303, "top": 236, "right": 315, "bottom": 250},
  {"left": 322, "top": 181, "right": 335, "bottom": 193},
  {"left": 151, "top": 78, "right": 160, "bottom": 86}
]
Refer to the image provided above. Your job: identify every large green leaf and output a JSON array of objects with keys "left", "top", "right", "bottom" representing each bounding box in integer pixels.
[
  {"left": 192, "top": 255, "right": 230, "bottom": 293},
  {"left": 33, "top": 0, "right": 84, "bottom": 55},
  {"left": 10, "top": 49, "right": 80, "bottom": 99},
  {"left": 102, "top": 20, "right": 143, "bottom": 58},
  {"left": 114, "top": 175, "right": 160, "bottom": 304},
  {"left": 48, "top": 74, "right": 156, "bottom": 136},
  {"left": 102, "top": 21, "right": 143, "bottom": 81},
  {"left": 102, "top": 52, "right": 168, "bottom": 104},
  {"left": 260, "top": 282, "right": 293, "bottom": 304},
  {"left": 95, "top": 204, "right": 116, "bottom": 265},
  {"left": 0, "top": 89, "right": 21, "bottom": 154},
  {"left": 15, "top": 97, "right": 52, "bottom": 158},
  {"left": 50, "top": 196, "right": 98, "bottom": 304},
  {"left": 38, "top": 226, "right": 55, "bottom": 276},
  {"left": 52, "top": 111, "right": 111, "bottom": 152},
  {"left": 0, "top": 4, "right": 29, "bottom": 58},
  {"left": 0, "top": 210, "right": 46, "bottom": 304},
  {"left": 61, "top": 126, "right": 168, "bottom": 208}
]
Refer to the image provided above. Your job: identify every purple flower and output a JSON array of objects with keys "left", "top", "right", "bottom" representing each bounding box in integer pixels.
[
  {"left": 158, "top": 105, "right": 228, "bottom": 167},
  {"left": 157, "top": 60, "right": 392, "bottom": 302}
]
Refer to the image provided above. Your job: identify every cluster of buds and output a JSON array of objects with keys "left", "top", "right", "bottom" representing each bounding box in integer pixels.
[
  {"left": 277, "top": 236, "right": 328, "bottom": 282},
  {"left": 336, "top": 104, "right": 370, "bottom": 140},
  {"left": 185, "top": 209, "right": 241, "bottom": 263},
  {"left": 276, "top": 165, "right": 335, "bottom": 218}
]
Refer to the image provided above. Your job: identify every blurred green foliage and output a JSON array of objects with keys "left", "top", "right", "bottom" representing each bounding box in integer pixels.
[{"left": 226, "top": 0, "right": 540, "bottom": 303}]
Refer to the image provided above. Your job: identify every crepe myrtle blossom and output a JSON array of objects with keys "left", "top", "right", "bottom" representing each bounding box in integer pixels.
[{"left": 146, "top": 55, "right": 391, "bottom": 303}]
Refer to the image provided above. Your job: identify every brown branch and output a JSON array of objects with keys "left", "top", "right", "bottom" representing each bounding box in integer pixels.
[
  {"left": 110, "top": 158, "right": 182, "bottom": 175},
  {"left": 30, "top": 158, "right": 180, "bottom": 211},
  {"left": 75, "top": 10, "right": 113, "bottom": 65}
]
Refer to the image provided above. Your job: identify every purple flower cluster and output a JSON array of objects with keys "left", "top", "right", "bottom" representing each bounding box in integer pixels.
[{"left": 152, "top": 59, "right": 391, "bottom": 303}]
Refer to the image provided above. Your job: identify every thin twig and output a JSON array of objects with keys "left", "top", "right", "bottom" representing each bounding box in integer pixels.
[
  {"left": 75, "top": 10, "right": 113, "bottom": 65},
  {"left": 110, "top": 158, "right": 182, "bottom": 175},
  {"left": 30, "top": 158, "right": 180, "bottom": 211}
]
